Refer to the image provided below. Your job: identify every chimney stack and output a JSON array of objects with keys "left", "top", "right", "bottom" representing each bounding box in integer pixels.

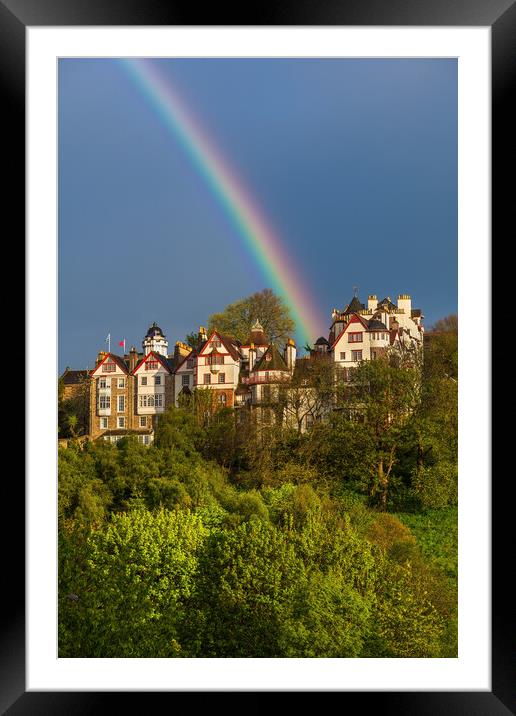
[
  {"left": 174, "top": 341, "right": 193, "bottom": 359},
  {"left": 397, "top": 294, "right": 412, "bottom": 315},
  {"left": 249, "top": 343, "right": 256, "bottom": 372},
  {"left": 368, "top": 294, "right": 378, "bottom": 311},
  {"left": 284, "top": 338, "right": 297, "bottom": 371},
  {"left": 129, "top": 346, "right": 138, "bottom": 372}
]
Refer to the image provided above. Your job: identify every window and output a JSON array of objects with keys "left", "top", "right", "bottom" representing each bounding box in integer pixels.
[
  {"left": 351, "top": 350, "right": 363, "bottom": 362},
  {"left": 207, "top": 354, "right": 224, "bottom": 365},
  {"left": 340, "top": 352, "right": 346, "bottom": 360},
  {"left": 146, "top": 361, "right": 158, "bottom": 370},
  {"left": 154, "top": 375, "right": 161, "bottom": 386},
  {"left": 118, "top": 395, "right": 125, "bottom": 412},
  {"left": 348, "top": 332, "right": 363, "bottom": 343},
  {"left": 118, "top": 378, "right": 125, "bottom": 388},
  {"left": 100, "top": 417, "right": 108, "bottom": 429},
  {"left": 204, "top": 374, "right": 211, "bottom": 384},
  {"left": 138, "top": 435, "right": 150, "bottom": 445},
  {"left": 102, "top": 362, "right": 116, "bottom": 372},
  {"left": 155, "top": 393, "right": 163, "bottom": 408},
  {"left": 141, "top": 376, "right": 147, "bottom": 386},
  {"left": 187, "top": 358, "right": 194, "bottom": 369},
  {"left": 182, "top": 375, "right": 190, "bottom": 386},
  {"left": 99, "top": 395, "right": 110, "bottom": 410},
  {"left": 218, "top": 393, "right": 227, "bottom": 405},
  {"left": 118, "top": 417, "right": 125, "bottom": 428},
  {"left": 211, "top": 340, "right": 221, "bottom": 348},
  {"left": 140, "top": 416, "right": 146, "bottom": 427},
  {"left": 98, "top": 377, "right": 110, "bottom": 389},
  {"left": 218, "top": 373, "right": 225, "bottom": 383}
]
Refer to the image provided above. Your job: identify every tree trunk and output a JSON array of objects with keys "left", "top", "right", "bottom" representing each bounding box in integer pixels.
[{"left": 378, "top": 460, "right": 388, "bottom": 511}]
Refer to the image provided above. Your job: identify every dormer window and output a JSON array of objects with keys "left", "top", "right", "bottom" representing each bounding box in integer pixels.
[
  {"left": 102, "top": 362, "right": 116, "bottom": 372},
  {"left": 146, "top": 361, "right": 159, "bottom": 371},
  {"left": 211, "top": 340, "right": 221, "bottom": 348}
]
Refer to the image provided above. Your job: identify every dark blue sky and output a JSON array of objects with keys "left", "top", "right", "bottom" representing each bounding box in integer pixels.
[{"left": 59, "top": 58, "right": 457, "bottom": 372}]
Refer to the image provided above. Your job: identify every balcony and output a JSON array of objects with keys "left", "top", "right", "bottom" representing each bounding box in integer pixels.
[{"left": 248, "top": 374, "right": 290, "bottom": 385}]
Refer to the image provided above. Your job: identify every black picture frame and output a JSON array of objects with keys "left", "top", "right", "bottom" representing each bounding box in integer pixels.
[{"left": 6, "top": 0, "right": 511, "bottom": 711}]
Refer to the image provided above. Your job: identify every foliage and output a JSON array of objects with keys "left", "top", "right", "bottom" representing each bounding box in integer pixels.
[
  {"left": 59, "top": 508, "right": 207, "bottom": 657},
  {"left": 58, "top": 310, "right": 459, "bottom": 659},
  {"left": 396, "top": 506, "right": 458, "bottom": 580},
  {"left": 58, "top": 374, "right": 90, "bottom": 438},
  {"left": 207, "top": 288, "right": 295, "bottom": 344}
]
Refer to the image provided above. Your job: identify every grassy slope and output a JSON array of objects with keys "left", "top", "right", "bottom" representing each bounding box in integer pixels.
[{"left": 396, "top": 505, "right": 458, "bottom": 581}]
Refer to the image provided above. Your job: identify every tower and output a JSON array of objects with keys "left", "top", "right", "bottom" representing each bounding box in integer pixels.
[{"left": 142, "top": 322, "right": 169, "bottom": 357}]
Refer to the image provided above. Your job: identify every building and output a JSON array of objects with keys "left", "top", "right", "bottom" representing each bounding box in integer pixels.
[
  {"left": 62, "top": 292, "right": 423, "bottom": 442},
  {"left": 87, "top": 323, "right": 179, "bottom": 444}
]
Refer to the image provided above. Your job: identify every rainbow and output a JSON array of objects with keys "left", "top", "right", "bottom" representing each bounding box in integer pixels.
[{"left": 119, "top": 58, "right": 326, "bottom": 347}]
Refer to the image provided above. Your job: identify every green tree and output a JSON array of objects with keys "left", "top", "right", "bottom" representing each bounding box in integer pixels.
[
  {"left": 59, "top": 508, "right": 207, "bottom": 657},
  {"left": 207, "top": 288, "right": 295, "bottom": 344},
  {"left": 58, "top": 373, "right": 90, "bottom": 438},
  {"left": 348, "top": 358, "right": 421, "bottom": 509}
]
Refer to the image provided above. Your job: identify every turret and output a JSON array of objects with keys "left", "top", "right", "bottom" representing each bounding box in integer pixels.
[
  {"left": 143, "top": 322, "right": 168, "bottom": 356},
  {"left": 249, "top": 319, "right": 268, "bottom": 346}
]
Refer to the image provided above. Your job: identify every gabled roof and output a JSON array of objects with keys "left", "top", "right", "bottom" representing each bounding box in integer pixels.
[
  {"left": 175, "top": 345, "right": 204, "bottom": 373},
  {"left": 61, "top": 369, "right": 89, "bottom": 384},
  {"left": 330, "top": 313, "right": 370, "bottom": 350},
  {"left": 133, "top": 350, "right": 172, "bottom": 374},
  {"left": 315, "top": 336, "right": 330, "bottom": 346},
  {"left": 253, "top": 343, "right": 288, "bottom": 372},
  {"left": 165, "top": 356, "right": 181, "bottom": 373},
  {"left": 199, "top": 330, "right": 242, "bottom": 362},
  {"left": 389, "top": 329, "right": 401, "bottom": 345},
  {"left": 91, "top": 353, "right": 129, "bottom": 376},
  {"left": 378, "top": 297, "right": 397, "bottom": 311}
]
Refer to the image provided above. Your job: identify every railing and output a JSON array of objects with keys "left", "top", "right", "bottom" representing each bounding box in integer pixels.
[{"left": 248, "top": 374, "right": 291, "bottom": 385}]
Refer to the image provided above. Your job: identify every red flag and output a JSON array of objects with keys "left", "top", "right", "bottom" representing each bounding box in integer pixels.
[{"left": 118, "top": 340, "right": 124, "bottom": 347}]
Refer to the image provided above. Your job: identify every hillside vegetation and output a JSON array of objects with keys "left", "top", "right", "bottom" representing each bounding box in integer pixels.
[{"left": 59, "top": 320, "right": 458, "bottom": 658}]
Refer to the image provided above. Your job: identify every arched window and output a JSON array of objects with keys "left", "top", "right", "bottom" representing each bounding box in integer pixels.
[{"left": 218, "top": 393, "right": 227, "bottom": 405}]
